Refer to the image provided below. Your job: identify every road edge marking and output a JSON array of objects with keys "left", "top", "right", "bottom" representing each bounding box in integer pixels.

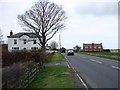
[
  {"left": 76, "top": 73, "right": 88, "bottom": 89},
  {"left": 66, "top": 62, "right": 70, "bottom": 68},
  {"left": 65, "top": 56, "right": 88, "bottom": 90}
]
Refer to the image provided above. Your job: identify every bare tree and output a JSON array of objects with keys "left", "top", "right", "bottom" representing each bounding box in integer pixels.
[
  {"left": 50, "top": 41, "right": 58, "bottom": 50},
  {"left": 17, "top": 0, "right": 66, "bottom": 50}
]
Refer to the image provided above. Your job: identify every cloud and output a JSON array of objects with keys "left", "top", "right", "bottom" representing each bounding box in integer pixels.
[{"left": 75, "top": 2, "right": 118, "bottom": 16}]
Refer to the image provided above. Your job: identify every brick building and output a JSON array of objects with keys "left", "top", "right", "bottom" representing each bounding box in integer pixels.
[
  {"left": 83, "top": 43, "right": 103, "bottom": 52},
  {"left": 110, "top": 49, "right": 119, "bottom": 53}
]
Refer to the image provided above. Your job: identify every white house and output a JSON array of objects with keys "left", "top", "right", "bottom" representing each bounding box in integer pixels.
[{"left": 7, "top": 31, "right": 41, "bottom": 51}]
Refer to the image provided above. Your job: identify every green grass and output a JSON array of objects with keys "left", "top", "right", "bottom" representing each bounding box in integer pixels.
[
  {"left": 78, "top": 52, "right": 120, "bottom": 61},
  {"left": 27, "top": 66, "right": 75, "bottom": 88},
  {"left": 47, "top": 52, "right": 65, "bottom": 63},
  {"left": 27, "top": 52, "right": 76, "bottom": 88}
]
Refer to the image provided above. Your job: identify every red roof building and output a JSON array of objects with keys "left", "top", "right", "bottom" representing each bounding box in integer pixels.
[{"left": 83, "top": 43, "right": 103, "bottom": 52}]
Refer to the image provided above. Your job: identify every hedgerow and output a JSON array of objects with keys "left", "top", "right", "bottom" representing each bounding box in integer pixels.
[{"left": 2, "top": 51, "right": 45, "bottom": 67}]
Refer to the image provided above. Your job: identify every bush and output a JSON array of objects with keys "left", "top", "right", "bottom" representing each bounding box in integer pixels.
[
  {"left": 2, "top": 51, "right": 45, "bottom": 67},
  {"left": 103, "top": 49, "right": 110, "bottom": 52},
  {"left": 22, "top": 61, "right": 35, "bottom": 69},
  {"left": 2, "top": 62, "right": 25, "bottom": 82}
]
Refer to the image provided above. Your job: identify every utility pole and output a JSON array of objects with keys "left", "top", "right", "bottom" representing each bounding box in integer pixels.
[{"left": 59, "top": 34, "right": 61, "bottom": 49}]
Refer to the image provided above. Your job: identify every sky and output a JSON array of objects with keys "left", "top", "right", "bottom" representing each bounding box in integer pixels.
[{"left": 0, "top": 0, "right": 119, "bottom": 49}]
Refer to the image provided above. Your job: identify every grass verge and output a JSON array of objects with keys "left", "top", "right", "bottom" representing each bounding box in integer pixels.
[
  {"left": 27, "top": 66, "right": 75, "bottom": 88},
  {"left": 78, "top": 52, "right": 120, "bottom": 61},
  {"left": 47, "top": 52, "right": 65, "bottom": 63},
  {"left": 27, "top": 52, "right": 76, "bottom": 88}
]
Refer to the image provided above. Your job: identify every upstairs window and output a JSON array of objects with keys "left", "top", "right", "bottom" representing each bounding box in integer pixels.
[
  {"left": 33, "top": 40, "right": 36, "bottom": 44},
  {"left": 12, "top": 47, "right": 19, "bottom": 51},
  {"left": 14, "top": 39, "right": 17, "bottom": 44},
  {"left": 23, "top": 39, "right": 26, "bottom": 44}
]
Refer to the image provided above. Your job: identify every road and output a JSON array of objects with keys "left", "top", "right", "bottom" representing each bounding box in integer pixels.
[{"left": 63, "top": 53, "right": 119, "bottom": 88}]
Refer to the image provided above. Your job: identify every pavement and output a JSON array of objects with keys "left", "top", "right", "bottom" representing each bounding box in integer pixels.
[{"left": 63, "top": 53, "right": 120, "bottom": 89}]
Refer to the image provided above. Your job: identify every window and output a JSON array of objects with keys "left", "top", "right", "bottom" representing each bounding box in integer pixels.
[
  {"left": 89, "top": 46, "right": 92, "bottom": 48},
  {"left": 85, "top": 46, "right": 88, "bottom": 49},
  {"left": 14, "top": 39, "right": 17, "bottom": 44},
  {"left": 33, "top": 40, "right": 36, "bottom": 44},
  {"left": 23, "top": 39, "right": 26, "bottom": 44},
  {"left": 12, "top": 47, "right": 19, "bottom": 51},
  {"left": 23, "top": 48, "right": 26, "bottom": 50},
  {"left": 94, "top": 46, "right": 97, "bottom": 49},
  {"left": 98, "top": 46, "right": 101, "bottom": 49}
]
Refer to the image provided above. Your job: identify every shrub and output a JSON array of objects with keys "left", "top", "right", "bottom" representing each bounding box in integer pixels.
[
  {"left": 103, "top": 49, "right": 110, "bottom": 52},
  {"left": 22, "top": 61, "right": 35, "bottom": 69},
  {"left": 2, "top": 62, "right": 25, "bottom": 82},
  {"left": 2, "top": 51, "right": 45, "bottom": 67}
]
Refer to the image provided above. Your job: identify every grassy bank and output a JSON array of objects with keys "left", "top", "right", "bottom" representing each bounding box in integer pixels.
[
  {"left": 47, "top": 52, "right": 65, "bottom": 63},
  {"left": 78, "top": 52, "right": 120, "bottom": 61},
  {"left": 27, "top": 66, "right": 75, "bottom": 88},
  {"left": 27, "top": 52, "right": 76, "bottom": 88}
]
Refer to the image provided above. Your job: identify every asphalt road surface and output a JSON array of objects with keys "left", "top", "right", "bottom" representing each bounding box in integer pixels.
[{"left": 63, "top": 53, "right": 119, "bottom": 88}]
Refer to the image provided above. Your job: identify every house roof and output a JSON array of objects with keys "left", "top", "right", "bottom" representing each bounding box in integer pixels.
[
  {"left": 83, "top": 43, "right": 102, "bottom": 46},
  {"left": 7, "top": 32, "right": 37, "bottom": 38}
]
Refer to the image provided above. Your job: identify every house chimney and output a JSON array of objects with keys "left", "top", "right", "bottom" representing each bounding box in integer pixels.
[{"left": 10, "top": 30, "right": 13, "bottom": 36}]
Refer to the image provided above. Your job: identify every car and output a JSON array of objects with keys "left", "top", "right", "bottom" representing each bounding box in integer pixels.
[{"left": 67, "top": 50, "right": 74, "bottom": 55}]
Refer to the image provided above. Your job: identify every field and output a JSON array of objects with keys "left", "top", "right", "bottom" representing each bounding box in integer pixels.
[{"left": 78, "top": 52, "right": 120, "bottom": 61}]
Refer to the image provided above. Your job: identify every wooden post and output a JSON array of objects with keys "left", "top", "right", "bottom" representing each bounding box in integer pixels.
[
  {"left": 26, "top": 68, "right": 29, "bottom": 85},
  {"left": 5, "top": 80, "right": 7, "bottom": 88}
]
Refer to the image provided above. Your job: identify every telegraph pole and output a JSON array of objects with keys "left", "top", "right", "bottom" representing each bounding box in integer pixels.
[{"left": 59, "top": 34, "right": 61, "bottom": 51}]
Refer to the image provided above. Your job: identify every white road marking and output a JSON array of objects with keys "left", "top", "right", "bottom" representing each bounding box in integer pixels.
[
  {"left": 112, "top": 66, "right": 120, "bottom": 70},
  {"left": 65, "top": 56, "right": 88, "bottom": 90},
  {"left": 71, "top": 66, "right": 77, "bottom": 73},
  {"left": 72, "top": 65, "right": 88, "bottom": 89},
  {"left": 76, "top": 73, "right": 88, "bottom": 90},
  {"left": 65, "top": 57, "right": 68, "bottom": 60},
  {"left": 67, "top": 63, "right": 70, "bottom": 68},
  {"left": 90, "top": 59, "right": 102, "bottom": 64}
]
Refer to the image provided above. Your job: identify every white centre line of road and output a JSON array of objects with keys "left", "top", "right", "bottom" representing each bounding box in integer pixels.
[
  {"left": 112, "top": 66, "right": 120, "bottom": 70},
  {"left": 90, "top": 59, "right": 102, "bottom": 64}
]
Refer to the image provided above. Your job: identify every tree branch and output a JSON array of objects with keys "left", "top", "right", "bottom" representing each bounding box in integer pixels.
[{"left": 17, "top": 0, "right": 66, "bottom": 49}]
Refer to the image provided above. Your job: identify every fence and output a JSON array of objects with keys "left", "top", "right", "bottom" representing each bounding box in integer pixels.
[{"left": 2, "top": 63, "right": 43, "bottom": 88}]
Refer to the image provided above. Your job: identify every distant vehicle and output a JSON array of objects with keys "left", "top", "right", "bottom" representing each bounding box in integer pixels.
[
  {"left": 67, "top": 50, "right": 74, "bottom": 55},
  {"left": 60, "top": 47, "right": 66, "bottom": 53}
]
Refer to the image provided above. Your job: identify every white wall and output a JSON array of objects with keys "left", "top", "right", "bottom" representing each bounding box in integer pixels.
[{"left": 8, "top": 35, "right": 40, "bottom": 51}]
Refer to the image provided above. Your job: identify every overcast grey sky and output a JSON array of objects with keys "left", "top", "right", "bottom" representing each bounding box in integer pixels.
[{"left": 0, "top": 0, "right": 118, "bottom": 49}]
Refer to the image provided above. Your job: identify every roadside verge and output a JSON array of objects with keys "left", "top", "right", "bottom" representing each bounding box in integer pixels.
[{"left": 27, "top": 52, "right": 85, "bottom": 88}]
